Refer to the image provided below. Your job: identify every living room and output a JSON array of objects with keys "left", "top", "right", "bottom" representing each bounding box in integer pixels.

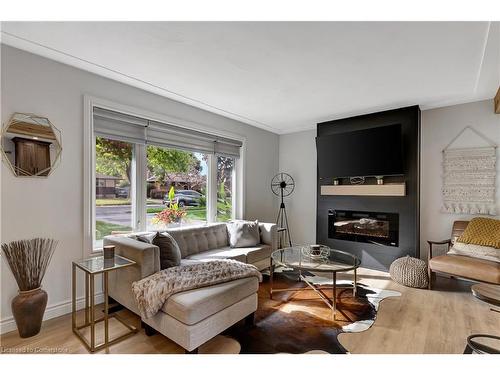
[{"left": 1, "top": 1, "right": 499, "bottom": 373}]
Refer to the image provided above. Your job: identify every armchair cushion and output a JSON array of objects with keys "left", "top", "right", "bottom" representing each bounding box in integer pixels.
[{"left": 429, "top": 254, "right": 500, "bottom": 284}]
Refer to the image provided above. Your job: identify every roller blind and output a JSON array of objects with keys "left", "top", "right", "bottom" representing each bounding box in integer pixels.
[
  {"left": 93, "top": 107, "right": 242, "bottom": 157},
  {"left": 93, "top": 107, "right": 147, "bottom": 144}
]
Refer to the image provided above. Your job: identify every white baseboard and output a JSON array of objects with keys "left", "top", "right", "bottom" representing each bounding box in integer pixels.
[{"left": 0, "top": 292, "right": 104, "bottom": 335}]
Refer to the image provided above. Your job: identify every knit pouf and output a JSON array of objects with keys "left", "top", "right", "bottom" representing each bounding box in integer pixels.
[{"left": 389, "top": 256, "right": 429, "bottom": 289}]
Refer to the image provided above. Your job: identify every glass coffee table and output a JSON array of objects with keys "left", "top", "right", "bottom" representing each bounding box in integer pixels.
[{"left": 270, "top": 245, "right": 361, "bottom": 319}]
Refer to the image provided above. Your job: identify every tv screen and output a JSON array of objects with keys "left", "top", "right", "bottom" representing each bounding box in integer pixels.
[{"left": 317, "top": 124, "right": 403, "bottom": 179}]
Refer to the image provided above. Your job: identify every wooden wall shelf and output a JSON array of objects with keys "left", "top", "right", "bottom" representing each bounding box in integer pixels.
[{"left": 320, "top": 183, "right": 406, "bottom": 197}]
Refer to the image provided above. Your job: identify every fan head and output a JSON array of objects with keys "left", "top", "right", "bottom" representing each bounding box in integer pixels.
[{"left": 271, "top": 172, "right": 295, "bottom": 197}]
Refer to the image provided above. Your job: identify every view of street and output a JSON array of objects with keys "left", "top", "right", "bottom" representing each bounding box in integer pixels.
[{"left": 96, "top": 204, "right": 163, "bottom": 226}]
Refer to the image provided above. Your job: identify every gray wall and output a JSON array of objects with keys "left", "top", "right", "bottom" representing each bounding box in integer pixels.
[
  {"left": 421, "top": 100, "right": 500, "bottom": 258},
  {"left": 278, "top": 130, "right": 317, "bottom": 245},
  {"left": 0, "top": 45, "right": 279, "bottom": 332}
]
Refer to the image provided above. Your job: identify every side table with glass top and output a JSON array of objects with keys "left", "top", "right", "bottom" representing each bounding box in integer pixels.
[{"left": 72, "top": 255, "right": 138, "bottom": 352}]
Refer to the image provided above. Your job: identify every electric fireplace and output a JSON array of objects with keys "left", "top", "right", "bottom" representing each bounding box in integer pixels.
[{"left": 328, "top": 209, "right": 399, "bottom": 247}]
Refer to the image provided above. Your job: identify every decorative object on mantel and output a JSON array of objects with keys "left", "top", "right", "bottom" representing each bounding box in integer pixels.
[
  {"left": 0, "top": 113, "right": 62, "bottom": 177},
  {"left": 1, "top": 238, "right": 58, "bottom": 338},
  {"left": 271, "top": 172, "right": 295, "bottom": 248},
  {"left": 441, "top": 126, "right": 497, "bottom": 215},
  {"left": 320, "top": 182, "right": 406, "bottom": 197}
]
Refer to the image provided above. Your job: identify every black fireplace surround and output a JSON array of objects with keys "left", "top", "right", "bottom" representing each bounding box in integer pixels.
[
  {"left": 316, "top": 106, "right": 420, "bottom": 271},
  {"left": 328, "top": 209, "right": 399, "bottom": 247}
]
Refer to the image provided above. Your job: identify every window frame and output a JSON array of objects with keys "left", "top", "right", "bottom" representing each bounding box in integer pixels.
[{"left": 84, "top": 95, "right": 246, "bottom": 257}]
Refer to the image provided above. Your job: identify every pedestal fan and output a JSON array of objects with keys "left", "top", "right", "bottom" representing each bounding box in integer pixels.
[{"left": 271, "top": 172, "right": 295, "bottom": 248}]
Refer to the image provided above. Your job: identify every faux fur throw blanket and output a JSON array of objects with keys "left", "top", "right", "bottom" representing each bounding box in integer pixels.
[{"left": 132, "top": 260, "right": 262, "bottom": 318}]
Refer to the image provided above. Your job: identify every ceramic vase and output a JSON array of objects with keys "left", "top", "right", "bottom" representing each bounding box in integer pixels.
[{"left": 11, "top": 287, "right": 48, "bottom": 338}]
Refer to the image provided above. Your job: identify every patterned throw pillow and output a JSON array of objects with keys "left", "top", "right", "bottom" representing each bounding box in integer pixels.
[
  {"left": 226, "top": 220, "right": 260, "bottom": 248},
  {"left": 457, "top": 217, "right": 500, "bottom": 249}
]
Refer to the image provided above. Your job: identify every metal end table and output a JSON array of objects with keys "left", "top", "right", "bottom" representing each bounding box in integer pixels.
[{"left": 72, "top": 255, "right": 138, "bottom": 352}]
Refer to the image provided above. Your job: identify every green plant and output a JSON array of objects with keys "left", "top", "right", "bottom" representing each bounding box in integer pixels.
[{"left": 153, "top": 186, "right": 187, "bottom": 225}]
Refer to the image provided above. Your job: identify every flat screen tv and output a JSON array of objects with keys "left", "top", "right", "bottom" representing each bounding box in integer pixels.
[{"left": 317, "top": 124, "right": 403, "bottom": 179}]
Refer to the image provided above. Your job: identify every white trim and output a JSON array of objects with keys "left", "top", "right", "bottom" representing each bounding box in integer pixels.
[
  {"left": 135, "top": 144, "right": 147, "bottom": 232},
  {"left": 231, "top": 158, "right": 237, "bottom": 221},
  {"left": 83, "top": 95, "right": 247, "bottom": 252},
  {"left": 208, "top": 154, "right": 218, "bottom": 222},
  {"left": 0, "top": 292, "right": 104, "bottom": 335},
  {"left": 236, "top": 142, "right": 246, "bottom": 219},
  {"left": 83, "top": 96, "right": 94, "bottom": 257}
]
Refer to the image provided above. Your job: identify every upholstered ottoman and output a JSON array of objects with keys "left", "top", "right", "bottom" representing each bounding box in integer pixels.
[{"left": 390, "top": 256, "right": 429, "bottom": 289}]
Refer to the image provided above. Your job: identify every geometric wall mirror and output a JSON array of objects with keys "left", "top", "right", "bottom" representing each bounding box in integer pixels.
[{"left": 1, "top": 113, "right": 62, "bottom": 177}]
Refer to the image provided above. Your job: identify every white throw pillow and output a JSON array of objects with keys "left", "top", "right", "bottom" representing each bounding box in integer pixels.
[
  {"left": 227, "top": 220, "right": 260, "bottom": 248},
  {"left": 448, "top": 241, "right": 500, "bottom": 263}
]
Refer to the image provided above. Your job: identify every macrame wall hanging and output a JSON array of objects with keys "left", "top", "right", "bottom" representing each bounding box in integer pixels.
[{"left": 441, "top": 126, "right": 497, "bottom": 216}]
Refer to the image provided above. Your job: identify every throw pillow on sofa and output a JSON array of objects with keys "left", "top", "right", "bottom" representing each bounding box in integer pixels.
[
  {"left": 227, "top": 220, "right": 260, "bottom": 248},
  {"left": 137, "top": 232, "right": 181, "bottom": 269}
]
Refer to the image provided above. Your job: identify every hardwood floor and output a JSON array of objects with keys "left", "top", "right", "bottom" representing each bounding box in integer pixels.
[
  {"left": 1, "top": 267, "right": 498, "bottom": 354},
  {"left": 338, "top": 268, "right": 500, "bottom": 353},
  {"left": 0, "top": 304, "right": 239, "bottom": 354}
]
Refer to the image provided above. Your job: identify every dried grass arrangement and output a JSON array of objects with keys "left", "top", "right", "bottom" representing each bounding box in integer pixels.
[{"left": 1, "top": 238, "right": 57, "bottom": 291}]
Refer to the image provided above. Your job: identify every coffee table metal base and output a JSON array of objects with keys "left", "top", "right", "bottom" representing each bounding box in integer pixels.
[{"left": 269, "top": 265, "right": 357, "bottom": 320}]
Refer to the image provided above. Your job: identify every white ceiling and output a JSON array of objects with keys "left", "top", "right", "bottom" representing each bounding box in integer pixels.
[{"left": 1, "top": 22, "right": 499, "bottom": 134}]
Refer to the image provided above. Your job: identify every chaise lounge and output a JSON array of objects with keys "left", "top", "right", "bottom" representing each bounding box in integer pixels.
[{"left": 104, "top": 222, "right": 277, "bottom": 352}]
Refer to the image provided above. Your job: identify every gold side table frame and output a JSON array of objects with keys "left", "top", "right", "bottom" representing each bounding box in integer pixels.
[{"left": 72, "top": 255, "right": 138, "bottom": 352}]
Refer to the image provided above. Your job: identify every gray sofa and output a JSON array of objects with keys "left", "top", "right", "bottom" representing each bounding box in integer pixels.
[{"left": 104, "top": 222, "right": 277, "bottom": 352}]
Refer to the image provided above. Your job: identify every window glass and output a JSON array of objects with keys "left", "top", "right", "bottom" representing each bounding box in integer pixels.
[
  {"left": 146, "top": 145, "right": 207, "bottom": 230},
  {"left": 95, "top": 137, "right": 134, "bottom": 248},
  {"left": 216, "top": 155, "right": 234, "bottom": 222}
]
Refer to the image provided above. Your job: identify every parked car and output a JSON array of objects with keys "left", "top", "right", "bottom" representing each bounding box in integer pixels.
[
  {"left": 115, "top": 187, "right": 129, "bottom": 198},
  {"left": 163, "top": 190, "right": 203, "bottom": 207}
]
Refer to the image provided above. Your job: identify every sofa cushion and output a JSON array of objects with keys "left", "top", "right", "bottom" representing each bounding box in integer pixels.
[
  {"left": 245, "top": 245, "right": 272, "bottom": 264},
  {"left": 429, "top": 254, "right": 500, "bottom": 284},
  {"left": 167, "top": 223, "right": 229, "bottom": 258},
  {"left": 185, "top": 247, "right": 247, "bottom": 263},
  {"left": 185, "top": 244, "right": 272, "bottom": 265},
  {"left": 161, "top": 276, "right": 259, "bottom": 325},
  {"left": 227, "top": 220, "right": 260, "bottom": 248}
]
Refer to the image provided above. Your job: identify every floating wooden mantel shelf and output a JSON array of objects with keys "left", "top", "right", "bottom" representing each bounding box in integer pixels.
[{"left": 320, "top": 182, "right": 406, "bottom": 197}]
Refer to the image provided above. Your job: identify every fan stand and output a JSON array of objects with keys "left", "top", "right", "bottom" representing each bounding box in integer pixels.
[{"left": 276, "top": 184, "right": 292, "bottom": 248}]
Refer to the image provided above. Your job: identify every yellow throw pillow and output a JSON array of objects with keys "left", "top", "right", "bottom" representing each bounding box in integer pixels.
[{"left": 457, "top": 217, "right": 500, "bottom": 249}]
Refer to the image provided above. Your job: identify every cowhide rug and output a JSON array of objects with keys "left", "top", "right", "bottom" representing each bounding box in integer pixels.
[{"left": 226, "top": 268, "right": 400, "bottom": 354}]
